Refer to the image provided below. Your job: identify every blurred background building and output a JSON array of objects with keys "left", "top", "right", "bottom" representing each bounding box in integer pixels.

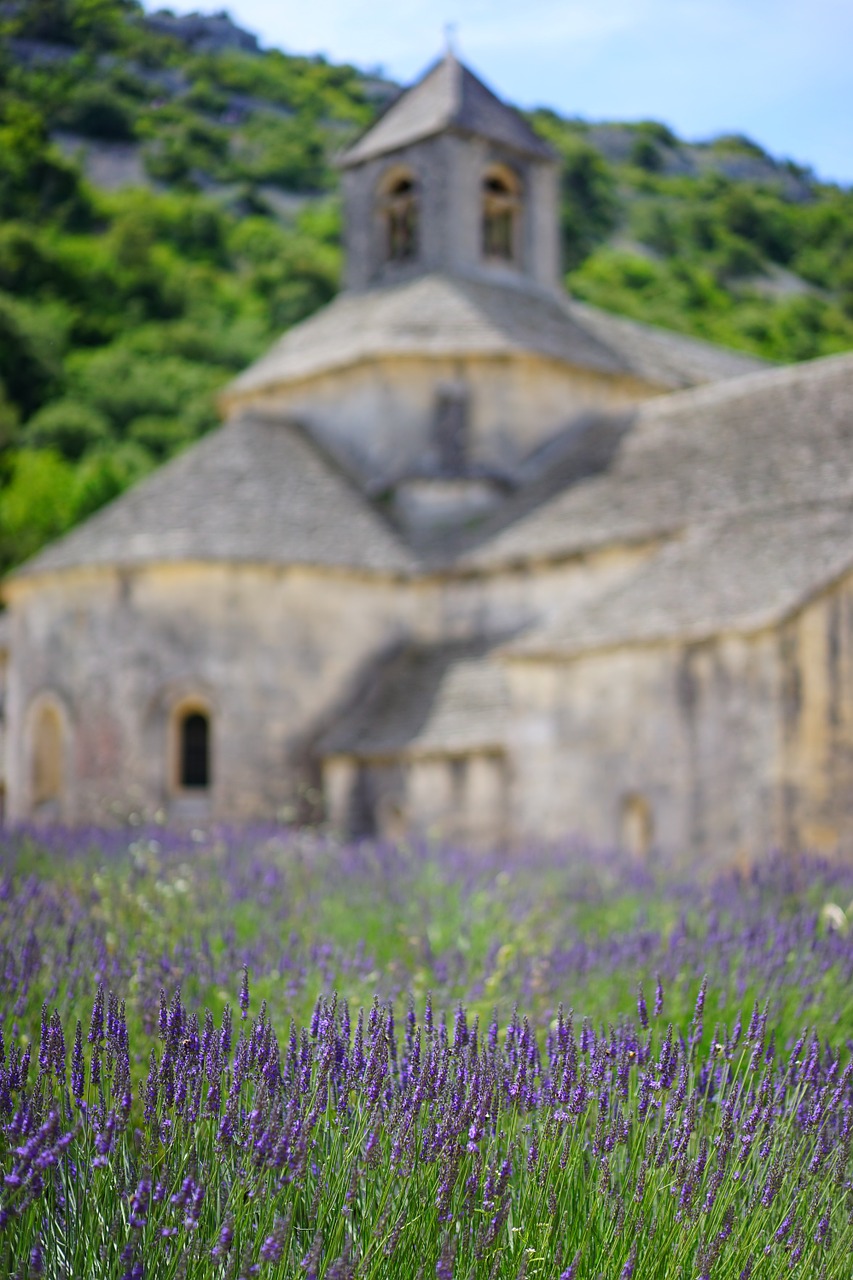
[{"left": 3, "top": 52, "right": 853, "bottom": 864}]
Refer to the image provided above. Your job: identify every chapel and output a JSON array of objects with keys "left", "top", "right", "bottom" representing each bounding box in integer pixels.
[{"left": 2, "top": 51, "right": 853, "bottom": 866}]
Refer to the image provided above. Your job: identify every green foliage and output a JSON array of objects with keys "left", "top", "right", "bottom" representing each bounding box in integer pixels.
[
  {"left": 22, "top": 397, "right": 110, "bottom": 459},
  {"left": 630, "top": 134, "right": 664, "bottom": 173},
  {"left": 0, "top": 441, "right": 154, "bottom": 566},
  {"left": 71, "top": 439, "right": 153, "bottom": 516},
  {"left": 66, "top": 345, "right": 224, "bottom": 434},
  {"left": 0, "top": 292, "right": 65, "bottom": 418},
  {"left": 529, "top": 113, "right": 619, "bottom": 269},
  {"left": 569, "top": 248, "right": 853, "bottom": 360},
  {"left": 0, "top": 450, "right": 80, "bottom": 565},
  {"left": 57, "top": 83, "right": 136, "bottom": 139},
  {"left": 0, "top": 96, "right": 89, "bottom": 223},
  {"left": 8, "top": 0, "right": 140, "bottom": 48},
  {"left": 232, "top": 113, "right": 330, "bottom": 190}
]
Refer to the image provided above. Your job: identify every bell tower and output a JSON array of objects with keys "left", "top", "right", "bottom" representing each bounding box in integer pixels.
[{"left": 339, "top": 52, "right": 561, "bottom": 296}]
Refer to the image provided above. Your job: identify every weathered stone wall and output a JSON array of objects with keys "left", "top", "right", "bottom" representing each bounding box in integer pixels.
[
  {"left": 19, "top": 540, "right": 853, "bottom": 862},
  {"left": 505, "top": 632, "right": 782, "bottom": 867},
  {"left": 3, "top": 563, "right": 419, "bottom": 823},
  {"left": 3, "top": 544, "right": 654, "bottom": 828},
  {"left": 774, "top": 574, "right": 853, "bottom": 854},
  {"left": 323, "top": 751, "right": 508, "bottom": 848},
  {"left": 245, "top": 354, "right": 653, "bottom": 492}
]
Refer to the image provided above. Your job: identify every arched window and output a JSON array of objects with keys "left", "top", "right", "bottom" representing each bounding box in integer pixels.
[
  {"left": 380, "top": 170, "right": 418, "bottom": 263},
  {"left": 621, "top": 793, "right": 654, "bottom": 860},
  {"left": 482, "top": 166, "right": 520, "bottom": 262},
  {"left": 32, "top": 702, "right": 63, "bottom": 806},
  {"left": 179, "top": 710, "right": 210, "bottom": 789}
]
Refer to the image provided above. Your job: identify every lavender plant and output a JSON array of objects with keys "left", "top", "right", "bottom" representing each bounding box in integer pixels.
[{"left": 1, "top": 829, "right": 852, "bottom": 1277}]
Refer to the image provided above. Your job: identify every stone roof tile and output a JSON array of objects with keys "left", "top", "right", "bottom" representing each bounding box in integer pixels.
[
  {"left": 224, "top": 273, "right": 763, "bottom": 408},
  {"left": 508, "top": 498, "right": 853, "bottom": 658},
  {"left": 9, "top": 416, "right": 416, "bottom": 581},
  {"left": 463, "top": 349, "right": 853, "bottom": 570},
  {"left": 339, "top": 53, "right": 555, "bottom": 167}
]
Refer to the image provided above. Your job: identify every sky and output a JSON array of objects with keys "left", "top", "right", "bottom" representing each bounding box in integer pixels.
[{"left": 153, "top": 0, "right": 853, "bottom": 185}]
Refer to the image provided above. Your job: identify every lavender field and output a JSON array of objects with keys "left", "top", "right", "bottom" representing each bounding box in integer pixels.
[{"left": 2, "top": 828, "right": 853, "bottom": 1278}]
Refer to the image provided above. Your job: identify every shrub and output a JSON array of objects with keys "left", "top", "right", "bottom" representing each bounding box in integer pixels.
[
  {"left": 58, "top": 84, "right": 136, "bottom": 140},
  {"left": 0, "top": 447, "right": 78, "bottom": 567},
  {"left": 630, "top": 135, "right": 664, "bottom": 172},
  {"left": 23, "top": 397, "right": 111, "bottom": 459},
  {"left": 558, "top": 136, "right": 618, "bottom": 270},
  {"left": 0, "top": 292, "right": 64, "bottom": 417},
  {"left": 66, "top": 344, "right": 224, "bottom": 434}
]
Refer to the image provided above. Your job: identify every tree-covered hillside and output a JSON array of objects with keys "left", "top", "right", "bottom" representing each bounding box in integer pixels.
[{"left": 1, "top": 0, "right": 851, "bottom": 573}]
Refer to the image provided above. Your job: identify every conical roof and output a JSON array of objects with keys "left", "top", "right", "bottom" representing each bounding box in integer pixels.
[{"left": 340, "top": 52, "right": 555, "bottom": 167}]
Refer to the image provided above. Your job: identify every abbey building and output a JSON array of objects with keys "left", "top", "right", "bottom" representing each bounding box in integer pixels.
[{"left": 3, "top": 52, "right": 853, "bottom": 865}]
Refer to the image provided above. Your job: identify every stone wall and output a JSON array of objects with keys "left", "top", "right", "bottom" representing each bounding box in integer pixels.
[
  {"left": 504, "top": 571, "right": 853, "bottom": 864},
  {"left": 775, "top": 572, "right": 853, "bottom": 853},
  {"left": 505, "top": 632, "right": 782, "bottom": 867},
  {"left": 245, "top": 353, "right": 652, "bottom": 492},
  {"left": 323, "top": 751, "right": 508, "bottom": 847},
  {"left": 0, "top": 634, "right": 7, "bottom": 820},
  {"left": 3, "top": 563, "right": 418, "bottom": 824},
  {"left": 19, "top": 538, "right": 853, "bottom": 861},
  {"left": 2, "top": 544, "right": 654, "bottom": 827}
]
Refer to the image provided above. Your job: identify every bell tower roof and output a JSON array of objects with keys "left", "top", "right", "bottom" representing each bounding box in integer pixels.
[{"left": 340, "top": 51, "right": 556, "bottom": 168}]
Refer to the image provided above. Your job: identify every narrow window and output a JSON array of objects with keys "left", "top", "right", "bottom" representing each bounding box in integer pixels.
[
  {"left": 180, "top": 711, "right": 210, "bottom": 789},
  {"left": 621, "top": 793, "right": 654, "bottom": 859},
  {"left": 381, "top": 172, "right": 418, "bottom": 263},
  {"left": 482, "top": 167, "right": 520, "bottom": 262},
  {"left": 434, "top": 385, "right": 469, "bottom": 475},
  {"left": 33, "top": 704, "right": 63, "bottom": 806}
]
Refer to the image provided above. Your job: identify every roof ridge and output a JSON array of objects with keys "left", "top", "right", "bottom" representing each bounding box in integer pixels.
[{"left": 633, "top": 346, "right": 853, "bottom": 421}]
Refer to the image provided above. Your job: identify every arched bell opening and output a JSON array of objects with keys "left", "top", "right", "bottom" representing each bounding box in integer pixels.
[
  {"left": 482, "top": 165, "right": 521, "bottom": 263},
  {"left": 378, "top": 168, "right": 419, "bottom": 264}
]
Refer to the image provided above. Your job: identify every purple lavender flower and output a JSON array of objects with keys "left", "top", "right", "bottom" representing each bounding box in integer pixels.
[
  {"left": 559, "top": 1251, "right": 580, "bottom": 1280},
  {"left": 88, "top": 985, "right": 105, "bottom": 1045},
  {"left": 619, "top": 1242, "right": 638, "bottom": 1278},
  {"left": 71, "top": 1020, "right": 85, "bottom": 1105},
  {"left": 654, "top": 974, "right": 664, "bottom": 1018},
  {"left": 637, "top": 985, "right": 649, "bottom": 1030}
]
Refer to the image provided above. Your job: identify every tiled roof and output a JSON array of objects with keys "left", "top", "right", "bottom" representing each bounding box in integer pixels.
[
  {"left": 9, "top": 416, "right": 416, "bottom": 581},
  {"left": 462, "top": 350, "right": 853, "bottom": 571},
  {"left": 339, "top": 53, "right": 555, "bottom": 167},
  {"left": 508, "top": 499, "right": 853, "bottom": 658},
  {"left": 224, "top": 273, "right": 764, "bottom": 408}
]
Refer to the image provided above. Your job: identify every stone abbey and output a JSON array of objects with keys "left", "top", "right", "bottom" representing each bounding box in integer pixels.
[{"left": 2, "top": 52, "right": 853, "bottom": 864}]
